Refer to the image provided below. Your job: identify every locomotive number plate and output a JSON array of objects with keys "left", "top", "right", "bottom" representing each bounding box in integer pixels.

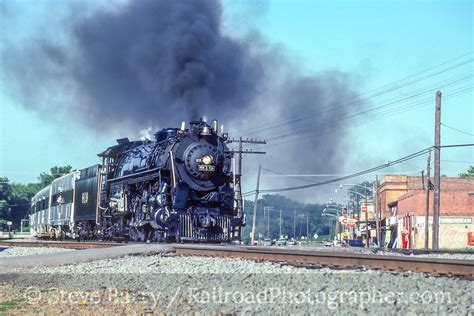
[{"left": 198, "top": 165, "right": 215, "bottom": 172}]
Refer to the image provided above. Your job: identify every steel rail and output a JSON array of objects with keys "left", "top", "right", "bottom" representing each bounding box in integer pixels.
[
  {"left": 172, "top": 245, "right": 474, "bottom": 279},
  {"left": 1, "top": 240, "right": 472, "bottom": 278}
]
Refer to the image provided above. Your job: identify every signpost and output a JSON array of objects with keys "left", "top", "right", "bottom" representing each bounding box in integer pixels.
[{"left": 6, "top": 221, "right": 12, "bottom": 239}]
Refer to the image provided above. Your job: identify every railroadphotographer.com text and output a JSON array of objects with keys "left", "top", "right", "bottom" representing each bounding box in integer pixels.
[
  {"left": 188, "top": 287, "right": 452, "bottom": 309},
  {"left": 23, "top": 286, "right": 453, "bottom": 311}
]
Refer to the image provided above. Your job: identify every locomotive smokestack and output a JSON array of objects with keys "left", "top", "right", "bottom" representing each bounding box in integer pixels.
[
  {"left": 212, "top": 119, "right": 218, "bottom": 134},
  {"left": 180, "top": 121, "right": 186, "bottom": 131},
  {"left": 201, "top": 125, "right": 211, "bottom": 136}
]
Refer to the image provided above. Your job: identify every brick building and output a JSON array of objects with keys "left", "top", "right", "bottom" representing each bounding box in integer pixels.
[{"left": 377, "top": 175, "right": 473, "bottom": 249}]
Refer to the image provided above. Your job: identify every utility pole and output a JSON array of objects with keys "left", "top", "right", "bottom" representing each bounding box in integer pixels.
[
  {"left": 432, "top": 91, "right": 441, "bottom": 250},
  {"left": 227, "top": 138, "right": 266, "bottom": 242},
  {"left": 293, "top": 209, "right": 296, "bottom": 239},
  {"left": 251, "top": 164, "right": 262, "bottom": 245},
  {"left": 263, "top": 206, "right": 273, "bottom": 238},
  {"left": 267, "top": 207, "right": 270, "bottom": 238},
  {"left": 263, "top": 207, "right": 267, "bottom": 238},
  {"left": 279, "top": 208, "right": 282, "bottom": 238},
  {"left": 374, "top": 176, "right": 380, "bottom": 247},
  {"left": 424, "top": 150, "right": 431, "bottom": 249},
  {"left": 299, "top": 215, "right": 304, "bottom": 239},
  {"left": 348, "top": 202, "right": 354, "bottom": 239},
  {"left": 355, "top": 196, "right": 360, "bottom": 233},
  {"left": 336, "top": 216, "right": 341, "bottom": 242},
  {"left": 306, "top": 215, "right": 309, "bottom": 239},
  {"left": 235, "top": 137, "right": 243, "bottom": 215},
  {"left": 228, "top": 138, "right": 266, "bottom": 217},
  {"left": 365, "top": 189, "right": 370, "bottom": 248}
]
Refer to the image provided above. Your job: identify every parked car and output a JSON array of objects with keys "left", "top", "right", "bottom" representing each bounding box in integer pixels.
[
  {"left": 263, "top": 238, "right": 273, "bottom": 246},
  {"left": 276, "top": 238, "right": 287, "bottom": 246},
  {"left": 287, "top": 239, "right": 297, "bottom": 246},
  {"left": 348, "top": 239, "right": 365, "bottom": 247}
]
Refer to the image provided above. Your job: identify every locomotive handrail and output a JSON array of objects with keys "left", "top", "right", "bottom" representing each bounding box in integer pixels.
[{"left": 106, "top": 167, "right": 160, "bottom": 182}]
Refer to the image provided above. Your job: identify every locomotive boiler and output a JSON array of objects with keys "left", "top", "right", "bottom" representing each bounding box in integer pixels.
[{"left": 29, "top": 119, "right": 244, "bottom": 243}]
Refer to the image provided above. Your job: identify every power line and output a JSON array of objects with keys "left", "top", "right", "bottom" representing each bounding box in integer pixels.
[
  {"left": 441, "top": 123, "right": 474, "bottom": 137},
  {"left": 254, "top": 72, "right": 473, "bottom": 142},
  {"left": 243, "top": 143, "right": 472, "bottom": 196},
  {"left": 262, "top": 76, "right": 473, "bottom": 142},
  {"left": 260, "top": 167, "right": 325, "bottom": 183},
  {"left": 233, "top": 53, "right": 473, "bottom": 137},
  {"left": 247, "top": 82, "right": 473, "bottom": 155},
  {"left": 440, "top": 143, "right": 474, "bottom": 148},
  {"left": 259, "top": 147, "right": 432, "bottom": 193},
  {"left": 257, "top": 144, "right": 474, "bottom": 194},
  {"left": 260, "top": 81, "right": 473, "bottom": 145},
  {"left": 439, "top": 160, "right": 474, "bottom": 163},
  {"left": 254, "top": 85, "right": 474, "bottom": 150}
]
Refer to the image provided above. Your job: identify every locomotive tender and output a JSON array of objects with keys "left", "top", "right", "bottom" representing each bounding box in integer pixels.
[{"left": 29, "top": 119, "right": 244, "bottom": 243}]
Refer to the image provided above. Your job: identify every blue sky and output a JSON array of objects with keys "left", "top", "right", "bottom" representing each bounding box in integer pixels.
[
  {"left": 226, "top": 0, "right": 473, "bottom": 197},
  {"left": 1, "top": 0, "right": 472, "bottom": 202}
]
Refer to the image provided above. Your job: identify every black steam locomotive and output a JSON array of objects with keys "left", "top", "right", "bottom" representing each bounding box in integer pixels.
[{"left": 29, "top": 119, "right": 244, "bottom": 243}]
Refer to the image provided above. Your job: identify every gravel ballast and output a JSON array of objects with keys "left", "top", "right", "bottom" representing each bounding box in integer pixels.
[
  {"left": 0, "top": 247, "right": 75, "bottom": 257},
  {"left": 1, "top": 253, "right": 472, "bottom": 315}
]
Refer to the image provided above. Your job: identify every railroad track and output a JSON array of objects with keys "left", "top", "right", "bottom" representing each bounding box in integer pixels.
[
  {"left": 172, "top": 245, "right": 474, "bottom": 279},
  {"left": 1, "top": 240, "right": 472, "bottom": 278},
  {"left": 0, "top": 239, "right": 124, "bottom": 250}
]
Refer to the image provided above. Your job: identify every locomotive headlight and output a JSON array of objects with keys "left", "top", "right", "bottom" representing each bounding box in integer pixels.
[{"left": 202, "top": 155, "right": 213, "bottom": 165}]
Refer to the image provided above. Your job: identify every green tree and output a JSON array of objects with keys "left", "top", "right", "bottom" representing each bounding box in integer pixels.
[
  {"left": 0, "top": 165, "right": 73, "bottom": 229},
  {"left": 39, "top": 165, "right": 73, "bottom": 187},
  {"left": 459, "top": 166, "right": 474, "bottom": 178},
  {"left": 0, "top": 177, "right": 13, "bottom": 221},
  {"left": 345, "top": 181, "right": 373, "bottom": 215},
  {"left": 347, "top": 181, "right": 373, "bottom": 201},
  {"left": 11, "top": 183, "right": 41, "bottom": 201},
  {"left": 0, "top": 177, "right": 32, "bottom": 228},
  {"left": 242, "top": 194, "right": 330, "bottom": 243}
]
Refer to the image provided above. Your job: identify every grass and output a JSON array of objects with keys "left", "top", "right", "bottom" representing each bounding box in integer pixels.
[{"left": 0, "top": 299, "right": 25, "bottom": 315}]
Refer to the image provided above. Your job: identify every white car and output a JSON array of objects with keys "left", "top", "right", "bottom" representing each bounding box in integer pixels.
[
  {"left": 276, "top": 239, "right": 287, "bottom": 246},
  {"left": 263, "top": 238, "right": 272, "bottom": 246}
]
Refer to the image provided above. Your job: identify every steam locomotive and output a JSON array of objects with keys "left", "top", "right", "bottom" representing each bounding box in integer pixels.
[{"left": 29, "top": 119, "right": 244, "bottom": 243}]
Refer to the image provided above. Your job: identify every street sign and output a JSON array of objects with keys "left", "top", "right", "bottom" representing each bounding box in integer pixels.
[
  {"left": 339, "top": 217, "right": 357, "bottom": 225},
  {"left": 361, "top": 206, "right": 367, "bottom": 213}
]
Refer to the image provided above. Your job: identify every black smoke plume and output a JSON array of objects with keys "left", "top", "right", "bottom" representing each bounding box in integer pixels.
[
  {"left": 2, "top": 0, "right": 363, "bottom": 200},
  {"left": 2, "top": 0, "right": 265, "bottom": 129}
]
